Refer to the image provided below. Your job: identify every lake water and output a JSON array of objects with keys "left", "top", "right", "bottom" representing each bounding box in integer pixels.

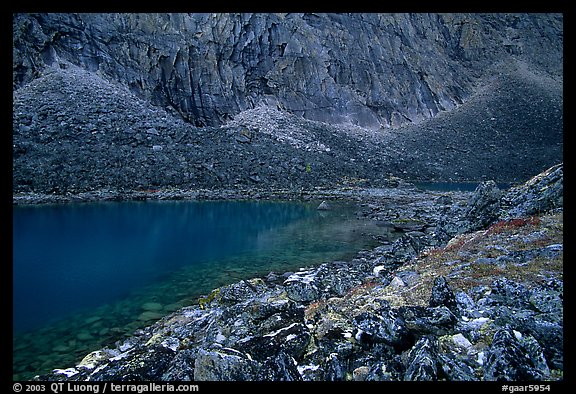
[{"left": 13, "top": 200, "right": 386, "bottom": 379}]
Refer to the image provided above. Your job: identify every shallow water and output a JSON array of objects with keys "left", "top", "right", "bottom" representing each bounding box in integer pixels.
[{"left": 13, "top": 199, "right": 388, "bottom": 379}]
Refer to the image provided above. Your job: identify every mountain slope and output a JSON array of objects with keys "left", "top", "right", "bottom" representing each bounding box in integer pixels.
[
  {"left": 12, "top": 13, "right": 563, "bottom": 194},
  {"left": 13, "top": 13, "right": 563, "bottom": 128}
]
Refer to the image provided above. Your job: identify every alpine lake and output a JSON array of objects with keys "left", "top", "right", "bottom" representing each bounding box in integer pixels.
[{"left": 13, "top": 199, "right": 394, "bottom": 380}]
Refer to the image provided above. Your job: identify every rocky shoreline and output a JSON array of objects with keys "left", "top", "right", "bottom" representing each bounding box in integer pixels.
[{"left": 31, "top": 163, "right": 562, "bottom": 382}]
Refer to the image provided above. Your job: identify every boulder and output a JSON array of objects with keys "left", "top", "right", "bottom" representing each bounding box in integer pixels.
[
  {"left": 353, "top": 306, "right": 410, "bottom": 351},
  {"left": 429, "top": 276, "right": 458, "bottom": 312},
  {"left": 399, "top": 305, "right": 457, "bottom": 336},
  {"left": 403, "top": 336, "right": 439, "bottom": 381},
  {"left": 284, "top": 269, "right": 321, "bottom": 302},
  {"left": 193, "top": 346, "right": 257, "bottom": 381},
  {"left": 465, "top": 180, "right": 502, "bottom": 230},
  {"left": 239, "top": 322, "right": 311, "bottom": 361},
  {"left": 256, "top": 351, "right": 303, "bottom": 381},
  {"left": 484, "top": 328, "right": 548, "bottom": 381},
  {"left": 501, "top": 163, "right": 563, "bottom": 219}
]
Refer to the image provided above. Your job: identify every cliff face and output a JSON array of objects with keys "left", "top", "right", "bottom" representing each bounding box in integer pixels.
[
  {"left": 13, "top": 13, "right": 563, "bottom": 128},
  {"left": 12, "top": 13, "right": 564, "bottom": 193}
]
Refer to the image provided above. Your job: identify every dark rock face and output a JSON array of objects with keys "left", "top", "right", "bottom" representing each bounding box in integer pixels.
[
  {"left": 12, "top": 13, "right": 563, "bottom": 129},
  {"left": 403, "top": 336, "right": 439, "bottom": 381},
  {"left": 429, "top": 276, "right": 458, "bottom": 312}
]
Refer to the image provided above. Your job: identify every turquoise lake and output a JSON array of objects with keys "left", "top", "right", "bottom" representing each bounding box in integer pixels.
[{"left": 13, "top": 199, "right": 386, "bottom": 379}]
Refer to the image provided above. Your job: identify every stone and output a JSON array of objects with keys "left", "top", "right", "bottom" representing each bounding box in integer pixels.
[
  {"left": 438, "top": 353, "right": 478, "bottom": 381},
  {"left": 465, "top": 180, "right": 502, "bottom": 230},
  {"left": 235, "top": 134, "right": 251, "bottom": 144},
  {"left": 76, "top": 331, "right": 94, "bottom": 341},
  {"left": 256, "top": 351, "right": 303, "bottom": 381},
  {"left": 352, "top": 365, "right": 370, "bottom": 381},
  {"left": 84, "top": 315, "right": 102, "bottom": 324},
  {"left": 239, "top": 322, "right": 311, "bottom": 361},
  {"left": 353, "top": 307, "right": 410, "bottom": 351},
  {"left": 484, "top": 328, "right": 548, "bottom": 381},
  {"left": 138, "top": 311, "right": 164, "bottom": 321},
  {"left": 403, "top": 336, "right": 439, "bottom": 381},
  {"left": 324, "top": 353, "right": 346, "bottom": 381},
  {"left": 399, "top": 305, "right": 457, "bottom": 336},
  {"left": 435, "top": 195, "right": 453, "bottom": 206},
  {"left": 429, "top": 276, "right": 458, "bottom": 312},
  {"left": 317, "top": 201, "right": 331, "bottom": 211},
  {"left": 284, "top": 270, "right": 321, "bottom": 302},
  {"left": 500, "top": 163, "right": 563, "bottom": 219},
  {"left": 193, "top": 347, "right": 257, "bottom": 381},
  {"left": 392, "top": 219, "right": 426, "bottom": 232},
  {"left": 389, "top": 276, "right": 405, "bottom": 288},
  {"left": 451, "top": 333, "right": 473, "bottom": 350},
  {"left": 78, "top": 350, "right": 109, "bottom": 370}
]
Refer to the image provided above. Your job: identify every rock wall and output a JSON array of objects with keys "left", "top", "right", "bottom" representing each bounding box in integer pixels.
[{"left": 13, "top": 13, "right": 563, "bottom": 128}]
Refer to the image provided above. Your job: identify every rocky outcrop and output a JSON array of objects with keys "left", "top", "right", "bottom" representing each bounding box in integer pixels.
[
  {"left": 459, "top": 163, "right": 563, "bottom": 232},
  {"left": 13, "top": 13, "right": 563, "bottom": 129},
  {"left": 500, "top": 163, "right": 563, "bottom": 219},
  {"left": 37, "top": 165, "right": 563, "bottom": 381}
]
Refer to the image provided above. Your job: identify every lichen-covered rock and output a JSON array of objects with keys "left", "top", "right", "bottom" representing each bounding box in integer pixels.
[
  {"left": 403, "top": 336, "right": 439, "bottom": 381},
  {"left": 465, "top": 180, "right": 502, "bottom": 231},
  {"left": 256, "top": 351, "right": 302, "bottom": 381},
  {"left": 501, "top": 163, "right": 563, "bottom": 219},
  {"left": 429, "top": 276, "right": 458, "bottom": 312},
  {"left": 193, "top": 346, "right": 258, "bottom": 381},
  {"left": 484, "top": 328, "right": 548, "bottom": 381},
  {"left": 353, "top": 305, "right": 410, "bottom": 351},
  {"left": 399, "top": 305, "right": 457, "bottom": 336},
  {"left": 284, "top": 269, "right": 321, "bottom": 302},
  {"left": 239, "top": 322, "right": 311, "bottom": 361}
]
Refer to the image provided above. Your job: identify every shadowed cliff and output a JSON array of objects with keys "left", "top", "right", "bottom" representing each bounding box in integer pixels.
[{"left": 13, "top": 13, "right": 563, "bottom": 128}]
